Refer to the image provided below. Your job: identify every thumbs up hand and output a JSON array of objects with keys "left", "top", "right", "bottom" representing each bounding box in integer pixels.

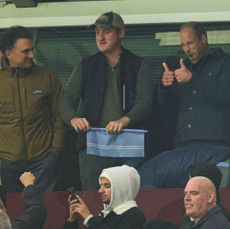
[
  {"left": 162, "top": 62, "right": 174, "bottom": 87},
  {"left": 174, "top": 58, "right": 192, "bottom": 84}
]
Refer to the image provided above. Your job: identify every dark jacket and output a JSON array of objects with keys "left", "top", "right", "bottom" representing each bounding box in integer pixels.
[
  {"left": 144, "top": 219, "right": 179, "bottom": 229},
  {"left": 60, "top": 48, "right": 154, "bottom": 151},
  {"left": 162, "top": 48, "right": 230, "bottom": 146},
  {"left": 61, "top": 48, "right": 153, "bottom": 128},
  {"left": 12, "top": 185, "right": 47, "bottom": 229},
  {"left": 62, "top": 207, "right": 146, "bottom": 229},
  {"left": 81, "top": 49, "right": 142, "bottom": 126},
  {"left": 180, "top": 205, "right": 230, "bottom": 229},
  {"left": 0, "top": 60, "right": 64, "bottom": 162}
]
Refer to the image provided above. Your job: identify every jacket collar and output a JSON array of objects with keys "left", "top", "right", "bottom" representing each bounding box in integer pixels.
[
  {"left": 193, "top": 205, "right": 221, "bottom": 227},
  {"left": 185, "top": 47, "right": 224, "bottom": 70},
  {"left": 1, "top": 56, "right": 34, "bottom": 77}
]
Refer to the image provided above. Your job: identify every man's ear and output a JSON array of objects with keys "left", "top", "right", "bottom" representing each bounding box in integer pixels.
[
  {"left": 5, "top": 50, "right": 11, "bottom": 60},
  {"left": 207, "top": 191, "right": 215, "bottom": 203},
  {"left": 201, "top": 34, "right": 207, "bottom": 45},
  {"left": 119, "top": 29, "right": 125, "bottom": 39}
]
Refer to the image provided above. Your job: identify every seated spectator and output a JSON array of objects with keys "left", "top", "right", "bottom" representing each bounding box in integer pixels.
[
  {"left": 139, "top": 21, "right": 230, "bottom": 189},
  {"left": 180, "top": 163, "right": 230, "bottom": 228},
  {"left": 144, "top": 163, "right": 229, "bottom": 229},
  {"left": 181, "top": 176, "right": 230, "bottom": 229},
  {"left": 0, "top": 172, "right": 47, "bottom": 229},
  {"left": 190, "top": 163, "right": 230, "bottom": 216},
  {"left": 189, "top": 163, "right": 222, "bottom": 203},
  {"left": 62, "top": 165, "right": 146, "bottom": 229}
]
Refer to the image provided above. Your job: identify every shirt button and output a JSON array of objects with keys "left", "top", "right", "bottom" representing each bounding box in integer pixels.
[
  {"left": 193, "top": 90, "right": 197, "bottom": 94},
  {"left": 188, "top": 124, "right": 192, "bottom": 128},
  {"left": 189, "top": 107, "right": 193, "bottom": 110}
]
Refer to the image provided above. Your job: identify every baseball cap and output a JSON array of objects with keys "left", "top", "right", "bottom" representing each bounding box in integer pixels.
[{"left": 92, "top": 11, "right": 125, "bottom": 30}]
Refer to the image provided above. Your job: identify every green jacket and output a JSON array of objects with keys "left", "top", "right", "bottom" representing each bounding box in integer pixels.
[{"left": 0, "top": 62, "right": 64, "bottom": 162}]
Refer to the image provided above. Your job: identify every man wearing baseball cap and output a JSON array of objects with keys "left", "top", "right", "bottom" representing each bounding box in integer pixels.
[{"left": 60, "top": 11, "right": 153, "bottom": 190}]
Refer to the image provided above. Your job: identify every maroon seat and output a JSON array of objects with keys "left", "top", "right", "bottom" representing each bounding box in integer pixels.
[{"left": 6, "top": 188, "right": 230, "bottom": 229}]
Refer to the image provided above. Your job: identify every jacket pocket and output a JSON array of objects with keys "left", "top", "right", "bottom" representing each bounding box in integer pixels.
[{"left": 0, "top": 87, "right": 17, "bottom": 113}]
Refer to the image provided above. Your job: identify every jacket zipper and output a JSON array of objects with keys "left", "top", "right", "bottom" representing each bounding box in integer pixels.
[
  {"left": 11, "top": 87, "right": 16, "bottom": 112},
  {"left": 122, "top": 84, "right": 126, "bottom": 110},
  {"left": 15, "top": 69, "right": 27, "bottom": 161}
]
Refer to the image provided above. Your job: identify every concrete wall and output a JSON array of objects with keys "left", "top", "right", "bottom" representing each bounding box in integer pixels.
[{"left": 0, "top": 0, "right": 230, "bottom": 28}]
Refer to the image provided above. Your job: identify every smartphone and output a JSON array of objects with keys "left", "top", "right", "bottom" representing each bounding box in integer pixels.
[{"left": 67, "top": 187, "right": 78, "bottom": 201}]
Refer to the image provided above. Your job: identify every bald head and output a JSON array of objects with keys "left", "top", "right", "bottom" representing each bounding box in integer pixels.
[
  {"left": 184, "top": 176, "right": 216, "bottom": 223},
  {"left": 187, "top": 176, "right": 216, "bottom": 193}
]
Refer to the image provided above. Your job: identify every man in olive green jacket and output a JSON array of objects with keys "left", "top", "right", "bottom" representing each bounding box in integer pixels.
[{"left": 0, "top": 26, "right": 64, "bottom": 192}]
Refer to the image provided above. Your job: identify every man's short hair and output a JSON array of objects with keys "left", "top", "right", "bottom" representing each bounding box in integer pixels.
[
  {"left": 0, "top": 26, "right": 33, "bottom": 54},
  {"left": 180, "top": 22, "right": 207, "bottom": 40}
]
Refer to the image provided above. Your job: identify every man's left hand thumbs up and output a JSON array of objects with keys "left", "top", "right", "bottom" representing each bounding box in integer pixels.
[{"left": 174, "top": 58, "right": 192, "bottom": 83}]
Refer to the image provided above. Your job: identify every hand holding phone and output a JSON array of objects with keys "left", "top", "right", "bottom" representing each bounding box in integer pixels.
[{"left": 67, "top": 187, "right": 78, "bottom": 201}]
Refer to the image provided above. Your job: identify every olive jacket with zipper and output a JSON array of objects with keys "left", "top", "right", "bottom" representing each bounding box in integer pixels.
[{"left": 0, "top": 59, "right": 64, "bottom": 162}]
